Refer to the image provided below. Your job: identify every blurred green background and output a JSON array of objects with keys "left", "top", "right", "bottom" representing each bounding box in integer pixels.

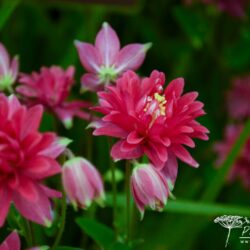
[{"left": 0, "top": 0, "right": 250, "bottom": 249}]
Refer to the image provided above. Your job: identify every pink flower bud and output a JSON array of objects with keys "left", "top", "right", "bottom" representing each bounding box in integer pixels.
[
  {"left": 62, "top": 157, "right": 105, "bottom": 209},
  {"left": 131, "top": 164, "right": 169, "bottom": 219},
  {"left": 0, "top": 231, "right": 20, "bottom": 250}
]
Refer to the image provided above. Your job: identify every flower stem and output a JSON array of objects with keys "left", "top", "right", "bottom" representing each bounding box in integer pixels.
[
  {"left": 51, "top": 191, "right": 67, "bottom": 250},
  {"left": 24, "top": 219, "right": 35, "bottom": 247},
  {"left": 125, "top": 160, "right": 131, "bottom": 243},
  {"left": 108, "top": 138, "right": 118, "bottom": 238},
  {"left": 111, "top": 158, "right": 118, "bottom": 238}
]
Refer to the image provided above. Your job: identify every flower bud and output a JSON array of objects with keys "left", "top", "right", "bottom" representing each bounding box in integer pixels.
[
  {"left": 131, "top": 163, "right": 169, "bottom": 218},
  {"left": 62, "top": 157, "right": 105, "bottom": 209}
]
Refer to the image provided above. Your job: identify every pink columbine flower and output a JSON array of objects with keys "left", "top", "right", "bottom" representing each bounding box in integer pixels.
[
  {"left": 16, "top": 66, "right": 92, "bottom": 129},
  {"left": 214, "top": 124, "right": 250, "bottom": 189},
  {"left": 74, "top": 22, "right": 151, "bottom": 92},
  {"left": 227, "top": 76, "right": 250, "bottom": 121},
  {"left": 131, "top": 163, "right": 169, "bottom": 218},
  {"left": 0, "top": 231, "right": 20, "bottom": 250},
  {"left": 62, "top": 157, "right": 105, "bottom": 209},
  {"left": 0, "top": 94, "right": 71, "bottom": 227},
  {"left": 0, "top": 43, "right": 19, "bottom": 92},
  {"left": 92, "top": 70, "right": 209, "bottom": 183}
]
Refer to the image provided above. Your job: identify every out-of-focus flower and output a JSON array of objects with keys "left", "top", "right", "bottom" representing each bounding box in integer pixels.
[
  {"left": 0, "top": 94, "right": 71, "bottom": 227},
  {"left": 214, "top": 125, "right": 250, "bottom": 189},
  {"left": 131, "top": 163, "right": 169, "bottom": 218},
  {"left": 16, "top": 66, "right": 92, "bottom": 129},
  {"left": 92, "top": 70, "right": 209, "bottom": 181},
  {"left": 62, "top": 157, "right": 105, "bottom": 209},
  {"left": 75, "top": 22, "right": 151, "bottom": 92},
  {"left": 227, "top": 76, "right": 250, "bottom": 121},
  {"left": 0, "top": 231, "right": 20, "bottom": 250},
  {"left": 0, "top": 43, "right": 19, "bottom": 92},
  {"left": 186, "top": 0, "right": 248, "bottom": 18},
  {"left": 204, "top": 0, "right": 247, "bottom": 17}
]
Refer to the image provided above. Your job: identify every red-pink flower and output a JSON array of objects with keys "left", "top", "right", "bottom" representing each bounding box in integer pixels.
[
  {"left": 16, "top": 66, "right": 91, "bottom": 128},
  {"left": 0, "top": 231, "right": 20, "bottom": 250},
  {"left": 62, "top": 157, "right": 105, "bottom": 209},
  {"left": 0, "top": 94, "right": 70, "bottom": 227},
  {"left": 92, "top": 70, "right": 209, "bottom": 181},
  {"left": 131, "top": 163, "right": 169, "bottom": 218},
  {"left": 0, "top": 43, "right": 19, "bottom": 92},
  {"left": 214, "top": 124, "right": 250, "bottom": 189},
  {"left": 227, "top": 76, "right": 250, "bottom": 121},
  {"left": 75, "top": 22, "right": 151, "bottom": 92}
]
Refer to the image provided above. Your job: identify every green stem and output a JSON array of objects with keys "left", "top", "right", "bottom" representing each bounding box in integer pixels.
[
  {"left": 108, "top": 138, "right": 118, "bottom": 238},
  {"left": 111, "top": 158, "right": 118, "bottom": 238},
  {"left": 51, "top": 191, "right": 67, "bottom": 250},
  {"left": 24, "top": 219, "right": 33, "bottom": 247},
  {"left": 125, "top": 160, "right": 131, "bottom": 243}
]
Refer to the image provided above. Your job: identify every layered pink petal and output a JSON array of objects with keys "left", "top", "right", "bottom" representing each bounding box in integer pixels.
[{"left": 13, "top": 185, "right": 53, "bottom": 227}]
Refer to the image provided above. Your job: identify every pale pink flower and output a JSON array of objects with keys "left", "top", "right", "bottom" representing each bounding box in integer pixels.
[
  {"left": 62, "top": 157, "right": 105, "bottom": 209},
  {"left": 131, "top": 163, "right": 169, "bottom": 217},
  {"left": 227, "top": 76, "right": 250, "bottom": 121},
  {"left": 0, "top": 43, "right": 19, "bottom": 91},
  {"left": 16, "top": 66, "right": 92, "bottom": 128},
  {"left": 0, "top": 231, "right": 20, "bottom": 250},
  {"left": 75, "top": 22, "right": 151, "bottom": 92},
  {"left": 0, "top": 94, "right": 70, "bottom": 227},
  {"left": 214, "top": 124, "right": 250, "bottom": 189},
  {"left": 92, "top": 70, "right": 209, "bottom": 184}
]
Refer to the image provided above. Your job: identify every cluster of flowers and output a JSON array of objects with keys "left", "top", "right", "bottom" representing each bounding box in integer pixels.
[
  {"left": 0, "top": 22, "right": 208, "bottom": 247},
  {"left": 215, "top": 76, "right": 250, "bottom": 189}
]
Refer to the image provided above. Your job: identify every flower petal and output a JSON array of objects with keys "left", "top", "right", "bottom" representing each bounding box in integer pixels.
[
  {"left": 95, "top": 22, "right": 120, "bottom": 66},
  {"left": 115, "top": 43, "right": 151, "bottom": 73},
  {"left": 0, "top": 231, "right": 20, "bottom": 250},
  {"left": 74, "top": 41, "right": 101, "bottom": 73}
]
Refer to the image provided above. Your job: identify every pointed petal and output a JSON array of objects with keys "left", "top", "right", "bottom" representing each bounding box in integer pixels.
[
  {"left": 74, "top": 41, "right": 101, "bottom": 73},
  {"left": 13, "top": 186, "right": 53, "bottom": 227},
  {"left": 115, "top": 43, "right": 151, "bottom": 73},
  {"left": 172, "top": 144, "right": 199, "bottom": 167},
  {"left": 95, "top": 22, "right": 120, "bottom": 66},
  {"left": 0, "top": 231, "right": 20, "bottom": 250}
]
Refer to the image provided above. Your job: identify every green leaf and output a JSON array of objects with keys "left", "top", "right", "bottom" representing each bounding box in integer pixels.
[
  {"left": 0, "top": 0, "right": 20, "bottom": 30},
  {"left": 106, "top": 194, "right": 250, "bottom": 217},
  {"left": 76, "top": 217, "right": 115, "bottom": 249}
]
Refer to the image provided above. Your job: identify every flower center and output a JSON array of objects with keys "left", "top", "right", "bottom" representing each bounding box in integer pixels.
[
  {"left": 144, "top": 92, "right": 167, "bottom": 125},
  {"left": 98, "top": 65, "right": 117, "bottom": 84}
]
